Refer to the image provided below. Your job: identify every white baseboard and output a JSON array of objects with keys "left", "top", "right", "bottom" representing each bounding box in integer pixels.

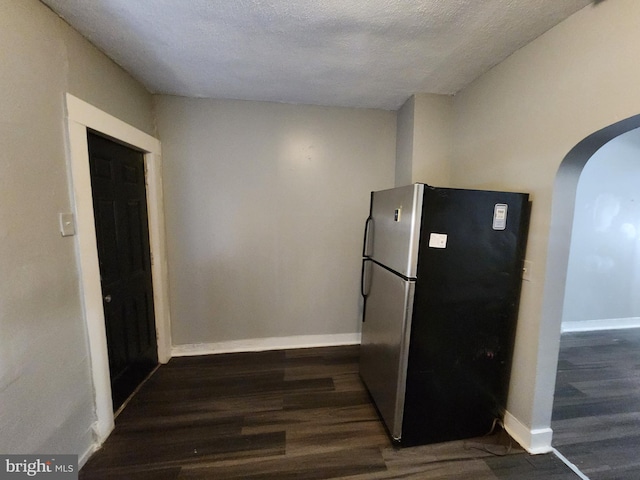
[
  {"left": 503, "top": 410, "right": 553, "bottom": 455},
  {"left": 562, "top": 317, "right": 640, "bottom": 333},
  {"left": 79, "top": 444, "right": 98, "bottom": 469},
  {"left": 171, "top": 333, "right": 362, "bottom": 357},
  {"left": 79, "top": 420, "right": 111, "bottom": 468}
]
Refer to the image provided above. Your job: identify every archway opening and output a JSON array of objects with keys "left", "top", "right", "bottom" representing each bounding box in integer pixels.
[{"left": 540, "top": 113, "right": 640, "bottom": 470}]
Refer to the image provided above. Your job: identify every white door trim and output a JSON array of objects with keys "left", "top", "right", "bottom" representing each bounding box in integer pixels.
[{"left": 64, "top": 93, "right": 171, "bottom": 445}]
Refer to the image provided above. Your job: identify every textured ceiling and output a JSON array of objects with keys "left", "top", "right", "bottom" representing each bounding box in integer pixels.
[{"left": 41, "top": 0, "right": 594, "bottom": 110}]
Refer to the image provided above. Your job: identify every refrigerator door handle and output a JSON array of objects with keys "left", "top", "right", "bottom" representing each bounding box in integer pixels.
[
  {"left": 361, "top": 258, "right": 372, "bottom": 299},
  {"left": 362, "top": 216, "right": 373, "bottom": 257}
]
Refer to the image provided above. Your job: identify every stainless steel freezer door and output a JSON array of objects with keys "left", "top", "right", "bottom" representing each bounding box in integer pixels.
[
  {"left": 368, "top": 184, "right": 424, "bottom": 278},
  {"left": 360, "top": 261, "right": 415, "bottom": 440}
]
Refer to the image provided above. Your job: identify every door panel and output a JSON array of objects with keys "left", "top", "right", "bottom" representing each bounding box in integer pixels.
[
  {"left": 126, "top": 200, "right": 145, "bottom": 272},
  {"left": 88, "top": 131, "right": 158, "bottom": 411},
  {"left": 96, "top": 200, "right": 119, "bottom": 280},
  {"left": 359, "top": 261, "right": 415, "bottom": 440}
]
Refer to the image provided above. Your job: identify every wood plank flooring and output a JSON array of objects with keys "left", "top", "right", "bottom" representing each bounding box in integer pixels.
[
  {"left": 81, "top": 345, "right": 577, "bottom": 479},
  {"left": 552, "top": 328, "right": 640, "bottom": 479}
]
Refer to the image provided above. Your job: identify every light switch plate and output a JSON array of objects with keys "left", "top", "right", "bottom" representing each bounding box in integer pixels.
[{"left": 59, "top": 213, "right": 76, "bottom": 237}]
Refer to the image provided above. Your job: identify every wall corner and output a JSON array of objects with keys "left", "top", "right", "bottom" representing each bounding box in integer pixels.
[{"left": 503, "top": 410, "right": 553, "bottom": 455}]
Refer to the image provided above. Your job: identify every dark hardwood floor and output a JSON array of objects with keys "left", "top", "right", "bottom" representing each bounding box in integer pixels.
[
  {"left": 81, "top": 345, "right": 577, "bottom": 479},
  {"left": 552, "top": 328, "right": 640, "bottom": 479}
]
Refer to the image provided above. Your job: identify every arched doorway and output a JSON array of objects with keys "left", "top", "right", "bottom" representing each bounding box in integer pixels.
[
  {"left": 540, "top": 114, "right": 640, "bottom": 461},
  {"left": 561, "top": 128, "right": 640, "bottom": 332}
]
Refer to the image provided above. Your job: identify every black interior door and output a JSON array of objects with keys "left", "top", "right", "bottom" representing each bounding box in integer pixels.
[{"left": 87, "top": 131, "right": 158, "bottom": 411}]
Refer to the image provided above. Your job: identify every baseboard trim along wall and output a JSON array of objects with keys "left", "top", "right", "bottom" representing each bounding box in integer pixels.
[
  {"left": 171, "top": 333, "right": 362, "bottom": 357},
  {"left": 79, "top": 422, "right": 103, "bottom": 469},
  {"left": 503, "top": 410, "right": 553, "bottom": 455},
  {"left": 79, "top": 444, "right": 98, "bottom": 469},
  {"left": 562, "top": 317, "right": 640, "bottom": 333}
]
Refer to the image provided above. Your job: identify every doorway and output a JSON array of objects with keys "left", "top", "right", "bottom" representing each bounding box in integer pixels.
[
  {"left": 549, "top": 126, "right": 640, "bottom": 476},
  {"left": 539, "top": 114, "right": 640, "bottom": 463},
  {"left": 87, "top": 131, "right": 158, "bottom": 411},
  {"left": 66, "top": 94, "right": 171, "bottom": 449},
  {"left": 561, "top": 127, "right": 640, "bottom": 332}
]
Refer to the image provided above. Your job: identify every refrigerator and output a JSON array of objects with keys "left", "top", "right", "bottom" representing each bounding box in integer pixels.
[{"left": 359, "top": 183, "right": 530, "bottom": 446}]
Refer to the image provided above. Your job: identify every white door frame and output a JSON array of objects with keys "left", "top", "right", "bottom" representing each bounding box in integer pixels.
[{"left": 65, "top": 93, "right": 172, "bottom": 445}]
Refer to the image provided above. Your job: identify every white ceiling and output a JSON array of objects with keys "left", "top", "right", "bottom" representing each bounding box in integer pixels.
[{"left": 41, "top": 0, "right": 594, "bottom": 110}]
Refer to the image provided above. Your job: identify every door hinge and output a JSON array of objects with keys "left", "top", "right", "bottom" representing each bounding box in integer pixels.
[{"left": 150, "top": 251, "right": 154, "bottom": 266}]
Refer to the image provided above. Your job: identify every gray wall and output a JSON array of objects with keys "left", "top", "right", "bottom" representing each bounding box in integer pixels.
[
  {"left": 154, "top": 96, "right": 396, "bottom": 348},
  {"left": 562, "top": 128, "right": 640, "bottom": 329},
  {"left": 395, "top": 96, "right": 415, "bottom": 186},
  {"left": 452, "top": 0, "right": 640, "bottom": 449},
  {"left": 410, "top": 94, "right": 452, "bottom": 186},
  {"left": 0, "top": 0, "right": 154, "bottom": 457},
  {"left": 394, "top": 94, "right": 452, "bottom": 188}
]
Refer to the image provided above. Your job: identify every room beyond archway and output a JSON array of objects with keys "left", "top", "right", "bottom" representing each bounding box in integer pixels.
[{"left": 562, "top": 127, "right": 640, "bottom": 332}]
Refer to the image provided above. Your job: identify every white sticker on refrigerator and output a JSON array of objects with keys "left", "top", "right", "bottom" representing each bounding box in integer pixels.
[{"left": 428, "top": 233, "right": 448, "bottom": 249}]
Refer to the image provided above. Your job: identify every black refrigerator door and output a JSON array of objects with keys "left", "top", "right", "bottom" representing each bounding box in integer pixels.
[{"left": 401, "top": 187, "right": 530, "bottom": 446}]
